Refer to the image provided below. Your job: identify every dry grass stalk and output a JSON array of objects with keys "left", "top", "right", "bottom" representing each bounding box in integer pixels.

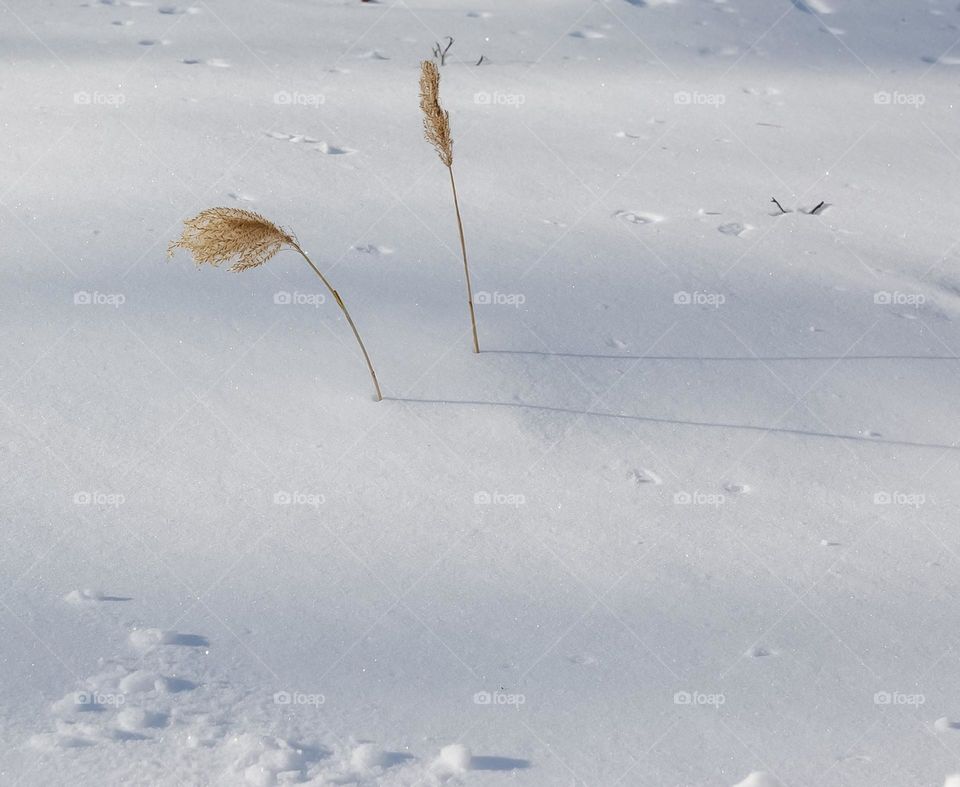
[
  {"left": 419, "top": 60, "right": 480, "bottom": 353},
  {"left": 168, "top": 207, "right": 383, "bottom": 401}
]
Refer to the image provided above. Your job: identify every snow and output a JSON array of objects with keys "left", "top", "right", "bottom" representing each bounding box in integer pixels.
[{"left": 3, "top": 0, "right": 960, "bottom": 784}]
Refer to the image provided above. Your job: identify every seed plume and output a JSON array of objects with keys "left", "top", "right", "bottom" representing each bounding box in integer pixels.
[
  {"left": 167, "top": 207, "right": 294, "bottom": 272},
  {"left": 419, "top": 60, "right": 453, "bottom": 167}
]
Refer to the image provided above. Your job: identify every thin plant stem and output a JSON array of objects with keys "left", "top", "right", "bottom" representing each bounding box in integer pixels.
[
  {"left": 447, "top": 165, "right": 480, "bottom": 353},
  {"left": 290, "top": 242, "right": 383, "bottom": 402}
]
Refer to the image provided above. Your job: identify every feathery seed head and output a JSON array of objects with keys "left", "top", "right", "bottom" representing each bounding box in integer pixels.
[
  {"left": 419, "top": 60, "right": 453, "bottom": 167},
  {"left": 167, "top": 207, "right": 295, "bottom": 272}
]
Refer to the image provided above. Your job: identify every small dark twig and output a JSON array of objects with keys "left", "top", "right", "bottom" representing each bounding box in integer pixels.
[
  {"left": 476, "top": 54, "right": 486, "bottom": 66},
  {"left": 771, "top": 197, "right": 787, "bottom": 214},
  {"left": 810, "top": 200, "right": 825, "bottom": 215},
  {"left": 432, "top": 36, "right": 454, "bottom": 66}
]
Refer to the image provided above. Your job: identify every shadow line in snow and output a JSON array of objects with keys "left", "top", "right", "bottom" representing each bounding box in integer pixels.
[
  {"left": 488, "top": 351, "right": 960, "bottom": 363},
  {"left": 471, "top": 755, "right": 532, "bottom": 771},
  {"left": 392, "top": 398, "right": 960, "bottom": 451}
]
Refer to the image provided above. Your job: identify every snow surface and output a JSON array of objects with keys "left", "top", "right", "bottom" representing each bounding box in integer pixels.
[{"left": 3, "top": 0, "right": 960, "bottom": 784}]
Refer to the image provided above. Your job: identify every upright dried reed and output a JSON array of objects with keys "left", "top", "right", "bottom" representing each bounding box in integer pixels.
[
  {"left": 169, "top": 207, "right": 383, "bottom": 401},
  {"left": 419, "top": 60, "right": 480, "bottom": 353}
]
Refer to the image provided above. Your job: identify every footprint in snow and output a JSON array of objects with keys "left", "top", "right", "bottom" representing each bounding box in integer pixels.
[
  {"left": 746, "top": 644, "right": 778, "bottom": 658},
  {"left": 629, "top": 468, "right": 663, "bottom": 486},
  {"left": 935, "top": 718, "right": 960, "bottom": 732},
  {"left": 733, "top": 773, "right": 784, "bottom": 787},
  {"left": 182, "top": 58, "right": 230, "bottom": 67},
  {"left": 789, "top": 0, "right": 833, "bottom": 13},
  {"left": 722, "top": 482, "right": 751, "bottom": 495},
  {"left": 466, "top": 10, "right": 493, "bottom": 18},
  {"left": 159, "top": 4, "right": 201, "bottom": 14},
  {"left": 615, "top": 210, "right": 665, "bottom": 226},
  {"left": 129, "top": 628, "right": 210, "bottom": 650},
  {"left": 718, "top": 222, "right": 753, "bottom": 237},
  {"left": 352, "top": 244, "right": 394, "bottom": 255},
  {"left": 64, "top": 589, "right": 131, "bottom": 605},
  {"left": 356, "top": 49, "right": 390, "bottom": 60},
  {"left": 266, "top": 132, "right": 356, "bottom": 154},
  {"left": 228, "top": 191, "right": 256, "bottom": 202},
  {"left": 570, "top": 29, "right": 606, "bottom": 39},
  {"left": 567, "top": 653, "right": 598, "bottom": 665}
]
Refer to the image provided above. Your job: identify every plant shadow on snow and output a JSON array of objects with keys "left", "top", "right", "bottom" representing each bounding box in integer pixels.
[
  {"left": 471, "top": 755, "right": 532, "bottom": 771},
  {"left": 392, "top": 396, "right": 960, "bottom": 452}
]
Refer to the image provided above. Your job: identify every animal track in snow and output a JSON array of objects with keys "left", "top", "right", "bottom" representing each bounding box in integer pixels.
[
  {"left": 64, "top": 588, "right": 131, "bottom": 605},
  {"left": 746, "top": 644, "right": 778, "bottom": 658},
  {"left": 181, "top": 57, "right": 230, "bottom": 67},
  {"left": 265, "top": 132, "right": 356, "bottom": 154},
  {"left": 159, "top": 4, "right": 201, "bottom": 14},
  {"left": 228, "top": 191, "right": 256, "bottom": 202},
  {"left": 615, "top": 209, "right": 665, "bottom": 226},
  {"left": 718, "top": 222, "right": 753, "bottom": 237},
  {"left": 352, "top": 244, "right": 394, "bottom": 255},
  {"left": 733, "top": 773, "right": 784, "bottom": 787},
  {"left": 628, "top": 468, "right": 663, "bottom": 486},
  {"left": 129, "top": 628, "right": 210, "bottom": 650},
  {"left": 570, "top": 29, "right": 606, "bottom": 39},
  {"left": 722, "top": 482, "right": 752, "bottom": 495},
  {"left": 935, "top": 718, "right": 960, "bottom": 732},
  {"left": 923, "top": 55, "right": 960, "bottom": 66},
  {"left": 356, "top": 49, "right": 390, "bottom": 60},
  {"left": 789, "top": 0, "right": 833, "bottom": 13}
]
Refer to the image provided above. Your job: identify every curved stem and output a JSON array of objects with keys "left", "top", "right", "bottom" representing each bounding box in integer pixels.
[
  {"left": 448, "top": 165, "right": 480, "bottom": 353},
  {"left": 290, "top": 242, "right": 383, "bottom": 402}
]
